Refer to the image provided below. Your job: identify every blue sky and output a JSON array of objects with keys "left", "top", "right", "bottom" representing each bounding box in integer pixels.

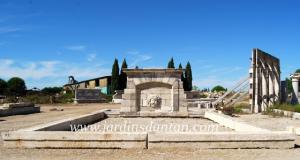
[{"left": 0, "top": 0, "right": 299, "bottom": 89}]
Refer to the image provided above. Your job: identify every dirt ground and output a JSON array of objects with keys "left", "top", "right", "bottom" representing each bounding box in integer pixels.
[{"left": 1, "top": 103, "right": 300, "bottom": 160}]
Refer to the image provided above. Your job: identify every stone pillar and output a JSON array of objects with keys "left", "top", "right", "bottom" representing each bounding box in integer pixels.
[
  {"left": 254, "top": 67, "right": 261, "bottom": 113},
  {"left": 291, "top": 77, "right": 299, "bottom": 104},
  {"left": 269, "top": 71, "right": 274, "bottom": 106},
  {"left": 274, "top": 73, "right": 280, "bottom": 103},
  {"left": 261, "top": 70, "right": 268, "bottom": 112},
  {"left": 121, "top": 79, "right": 138, "bottom": 113},
  {"left": 172, "top": 79, "right": 187, "bottom": 112}
]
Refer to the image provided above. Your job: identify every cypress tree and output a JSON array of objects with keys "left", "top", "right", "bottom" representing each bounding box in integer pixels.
[
  {"left": 184, "top": 62, "right": 193, "bottom": 91},
  {"left": 167, "top": 57, "right": 175, "bottom": 69},
  {"left": 178, "top": 63, "right": 182, "bottom": 69},
  {"left": 111, "top": 58, "right": 119, "bottom": 94},
  {"left": 178, "top": 63, "right": 185, "bottom": 84},
  {"left": 119, "top": 59, "right": 128, "bottom": 90}
]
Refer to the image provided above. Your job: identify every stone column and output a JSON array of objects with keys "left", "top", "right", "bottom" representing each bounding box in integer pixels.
[
  {"left": 291, "top": 77, "right": 299, "bottom": 104},
  {"left": 269, "top": 71, "right": 274, "bottom": 106},
  {"left": 274, "top": 73, "right": 280, "bottom": 103},
  {"left": 254, "top": 67, "right": 261, "bottom": 113},
  {"left": 172, "top": 79, "right": 187, "bottom": 112},
  {"left": 261, "top": 70, "right": 268, "bottom": 112}
]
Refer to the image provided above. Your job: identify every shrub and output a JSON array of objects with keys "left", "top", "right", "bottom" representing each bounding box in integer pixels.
[
  {"left": 211, "top": 85, "right": 226, "bottom": 92},
  {"left": 7, "top": 77, "right": 26, "bottom": 96},
  {"left": 233, "top": 107, "right": 242, "bottom": 114},
  {"left": 222, "top": 106, "right": 234, "bottom": 115},
  {"left": 41, "top": 87, "right": 63, "bottom": 95},
  {"left": 273, "top": 103, "right": 300, "bottom": 113}
]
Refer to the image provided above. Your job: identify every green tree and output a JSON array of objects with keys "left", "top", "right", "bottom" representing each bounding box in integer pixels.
[
  {"left": 0, "top": 78, "right": 8, "bottom": 95},
  {"left": 211, "top": 85, "right": 226, "bottom": 92},
  {"left": 295, "top": 69, "right": 300, "bottom": 73},
  {"left": 41, "top": 87, "right": 63, "bottom": 95},
  {"left": 184, "top": 62, "right": 193, "bottom": 91},
  {"left": 178, "top": 63, "right": 182, "bottom": 69},
  {"left": 119, "top": 58, "right": 128, "bottom": 90},
  {"left": 193, "top": 85, "right": 200, "bottom": 91},
  {"left": 178, "top": 63, "right": 185, "bottom": 84},
  {"left": 167, "top": 57, "right": 175, "bottom": 69},
  {"left": 7, "top": 77, "right": 27, "bottom": 96},
  {"left": 286, "top": 78, "right": 293, "bottom": 93},
  {"left": 111, "top": 58, "right": 120, "bottom": 94}
]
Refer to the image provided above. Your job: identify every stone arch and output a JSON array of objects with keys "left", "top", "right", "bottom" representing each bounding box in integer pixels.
[{"left": 135, "top": 82, "right": 173, "bottom": 111}]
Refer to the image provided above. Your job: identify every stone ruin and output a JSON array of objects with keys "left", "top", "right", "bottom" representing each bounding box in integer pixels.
[
  {"left": 290, "top": 73, "right": 300, "bottom": 104},
  {"left": 249, "top": 48, "right": 280, "bottom": 113},
  {"left": 121, "top": 69, "right": 187, "bottom": 116},
  {"left": 0, "top": 103, "right": 40, "bottom": 117}
]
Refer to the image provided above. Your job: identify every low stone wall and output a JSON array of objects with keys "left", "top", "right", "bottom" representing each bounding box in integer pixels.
[
  {"left": 273, "top": 109, "right": 300, "bottom": 120},
  {"left": 2, "top": 131, "right": 147, "bottom": 149},
  {"left": 0, "top": 103, "right": 40, "bottom": 117},
  {"left": 148, "top": 132, "right": 295, "bottom": 149}
]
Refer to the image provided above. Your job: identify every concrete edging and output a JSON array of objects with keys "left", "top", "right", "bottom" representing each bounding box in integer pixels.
[
  {"left": 204, "top": 111, "right": 270, "bottom": 132},
  {"left": 2, "top": 131, "right": 147, "bottom": 149},
  {"left": 273, "top": 109, "right": 300, "bottom": 120},
  {"left": 148, "top": 132, "right": 295, "bottom": 149}
]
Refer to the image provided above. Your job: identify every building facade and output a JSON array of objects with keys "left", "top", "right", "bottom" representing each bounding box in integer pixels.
[{"left": 64, "top": 76, "right": 111, "bottom": 95}]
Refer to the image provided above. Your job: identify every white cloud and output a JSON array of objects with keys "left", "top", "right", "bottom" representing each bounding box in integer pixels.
[
  {"left": 0, "top": 59, "right": 61, "bottom": 79},
  {"left": 0, "top": 59, "right": 111, "bottom": 88},
  {"left": 87, "top": 53, "right": 97, "bottom": 62},
  {"left": 65, "top": 45, "right": 86, "bottom": 51},
  {"left": 127, "top": 51, "right": 152, "bottom": 68},
  {"left": 194, "top": 75, "right": 246, "bottom": 89},
  {"left": 191, "top": 62, "right": 248, "bottom": 89}
]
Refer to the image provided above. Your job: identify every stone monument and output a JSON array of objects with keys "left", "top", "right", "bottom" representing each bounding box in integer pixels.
[
  {"left": 121, "top": 69, "right": 187, "bottom": 116},
  {"left": 290, "top": 73, "right": 300, "bottom": 104},
  {"left": 249, "top": 48, "right": 281, "bottom": 113}
]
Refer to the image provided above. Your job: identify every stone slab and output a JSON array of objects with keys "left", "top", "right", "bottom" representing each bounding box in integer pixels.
[
  {"left": 20, "top": 109, "right": 107, "bottom": 131},
  {"left": 148, "top": 132, "right": 295, "bottom": 149},
  {"left": 2, "top": 131, "right": 147, "bottom": 149},
  {"left": 204, "top": 111, "right": 270, "bottom": 132},
  {"left": 0, "top": 103, "right": 40, "bottom": 117}
]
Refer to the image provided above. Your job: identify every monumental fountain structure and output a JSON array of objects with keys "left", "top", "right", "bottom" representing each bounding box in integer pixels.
[{"left": 121, "top": 69, "right": 188, "bottom": 117}]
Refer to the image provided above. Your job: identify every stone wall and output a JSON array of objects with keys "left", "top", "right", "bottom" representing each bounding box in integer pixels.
[{"left": 0, "top": 103, "right": 40, "bottom": 117}]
